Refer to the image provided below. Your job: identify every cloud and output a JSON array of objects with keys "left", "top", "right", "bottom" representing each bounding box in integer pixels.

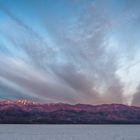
[
  {"left": 131, "top": 84, "right": 140, "bottom": 106},
  {"left": 0, "top": 5, "right": 56, "bottom": 71},
  {"left": 52, "top": 64, "right": 102, "bottom": 104},
  {"left": 0, "top": 55, "right": 81, "bottom": 103},
  {"left": 49, "top": 3, "right": 124, "bottom": 104},
  {"left": 0, "top": 0, "right": 129, "bottom": 104}
]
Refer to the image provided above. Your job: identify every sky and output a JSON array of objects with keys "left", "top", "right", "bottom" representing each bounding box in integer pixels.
[{"left": 0, "top": 0, "right": 140, "bottom": 106}]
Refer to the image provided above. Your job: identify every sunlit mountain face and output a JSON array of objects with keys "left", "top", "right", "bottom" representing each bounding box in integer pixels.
[
  {"left": 0, "top": 0, "right": 140, "bottom": 106},
  {"left": 1, "top": 100, "right": 140, "bottom": 124}
]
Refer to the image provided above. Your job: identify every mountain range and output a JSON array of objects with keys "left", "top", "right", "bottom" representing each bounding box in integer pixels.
[{"left": 0, "top": 100, "right": 140, "bottom": 124}]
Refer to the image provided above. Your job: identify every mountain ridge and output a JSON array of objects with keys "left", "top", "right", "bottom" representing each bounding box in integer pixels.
[{"left": 0, "top": 100, "right": 140, "bottom": 124}]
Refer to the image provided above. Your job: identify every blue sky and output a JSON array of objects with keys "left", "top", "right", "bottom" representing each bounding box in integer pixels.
[{"left": 0, "top": 0, "right": 140, "bottom": 106}]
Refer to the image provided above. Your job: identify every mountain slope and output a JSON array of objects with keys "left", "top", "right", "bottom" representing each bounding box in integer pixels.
[{"left": 0, "top": 100, "right": 140, "bottom": 124}]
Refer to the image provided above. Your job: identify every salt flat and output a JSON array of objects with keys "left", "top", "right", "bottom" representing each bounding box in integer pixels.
[{"left": 0, "top": 125, "right": 139, "bottom": 140}]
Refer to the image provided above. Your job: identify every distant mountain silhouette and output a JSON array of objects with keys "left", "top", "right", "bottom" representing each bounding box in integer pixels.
[{"left": 0, "top": 100, "right": 140, "bottom": 124}]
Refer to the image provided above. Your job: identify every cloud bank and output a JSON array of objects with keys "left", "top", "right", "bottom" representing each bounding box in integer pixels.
[{"left": 0, "top": 0, "right": 140, "bottom": 105}]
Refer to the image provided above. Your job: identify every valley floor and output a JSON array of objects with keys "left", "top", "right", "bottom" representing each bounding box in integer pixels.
[{"left": 0, "top": 125, "right": 139, "bottom": 140}]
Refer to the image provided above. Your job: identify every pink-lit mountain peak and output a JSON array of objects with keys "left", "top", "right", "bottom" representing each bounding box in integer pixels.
[
  {"left": 0, "top": 100, "right": 140, "bottom": 124},
  {"left": 0, "top": 100, "right": 139, "bottom": 112}
]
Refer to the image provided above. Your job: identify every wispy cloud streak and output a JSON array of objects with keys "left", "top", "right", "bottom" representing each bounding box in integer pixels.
[{"left": 0, "top": 0, "right": 140, "bottom": 105}]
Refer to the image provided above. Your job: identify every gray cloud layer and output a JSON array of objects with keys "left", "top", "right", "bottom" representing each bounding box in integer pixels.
[{"left": 0, "top": 0, "right": 140, "bottom": 105}]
